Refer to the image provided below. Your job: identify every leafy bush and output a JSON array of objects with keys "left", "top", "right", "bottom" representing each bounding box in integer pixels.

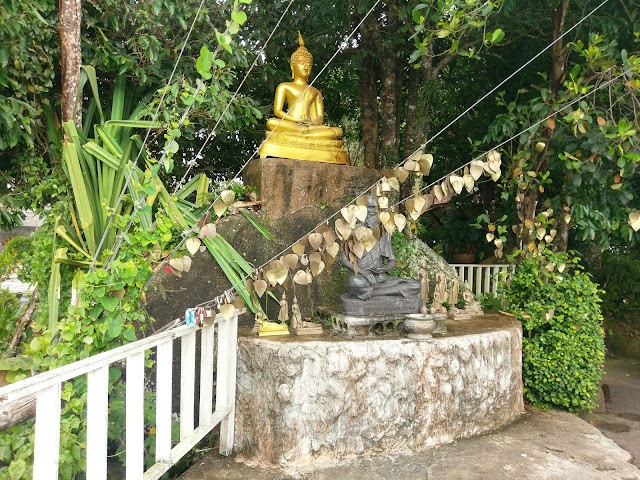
[
  {"left": 0, "top": 235, "right": 30, "bottom": 280},
  {"left": 479, "top": 292, "right": 503, "bottom": 311},
  {"left": 591, "top": 250, "right": 640, "bottom": 326},
  {"left": 0, "top": 288, "right": 21, "bottom": 354},
  {"left": 501, "top": 249, "right": 605, "bottom": 412}
]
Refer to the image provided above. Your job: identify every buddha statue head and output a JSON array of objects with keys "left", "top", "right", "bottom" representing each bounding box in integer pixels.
[{"left": 290, "top": 31, "right": 313, "bottom": 80}]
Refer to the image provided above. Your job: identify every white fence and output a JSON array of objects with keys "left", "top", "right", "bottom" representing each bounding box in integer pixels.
[
  {"left": 0, "top": 312, "right": 238, "bottom": 479},
  {"left": 451, "top": 264, "right": 512, "bottom": 297}
]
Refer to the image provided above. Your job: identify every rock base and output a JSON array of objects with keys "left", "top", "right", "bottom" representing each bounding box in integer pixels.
[{"left": 234, "top": 315, "right": 524, "bottom": 465}]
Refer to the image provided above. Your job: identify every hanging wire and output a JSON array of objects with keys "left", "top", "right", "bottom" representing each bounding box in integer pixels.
[
  {"left": 89, "top": 0, "right": 213, "bottom": 269},
  {"left": 392, "top": 68, "right": 630, "bottom": 208},
  {"left": 159, "top": 0, "right": 383, "bottom": 265},
  {"left": 172, "top": 0, "right": 297, "bottom": 193},
  {"left": 189, "top": 66, "right": 631, "bottom": 313},
  {"left": 102, "top": 0, "right": 293, "bottom": 268},
  {"left": 141, "top": 0, "right": 612, "bottom": 315}
]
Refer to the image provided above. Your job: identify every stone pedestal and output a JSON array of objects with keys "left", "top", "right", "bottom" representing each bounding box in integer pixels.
[
  {"left": 242, "top": 158, "right": 385, "bottom": 219},
  {"left": 340, "top": 293, "right": 421, "bottom": 316},
  {"left": 234, "top": 315, "right": 524, "bottom": 465}
]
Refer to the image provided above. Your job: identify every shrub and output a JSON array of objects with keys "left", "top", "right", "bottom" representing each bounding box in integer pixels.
[
  {"left": 501, "top": 249, "right": 605, "bottom": 412},
  {"left": 0, "top": 289, "right": 21, "bottom": 354},
  {"left": 0, "top": 236, "right": 31, "bottom": 280},
  {"left": 591, "top": 250, "right": 640, "bottom": 326}
]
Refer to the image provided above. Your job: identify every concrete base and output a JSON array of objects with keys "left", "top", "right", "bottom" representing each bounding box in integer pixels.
[
  {"left": 340, "top": 294, "right": 421, "bottom": 316},
  {"left": 234, "top": 315, "right": 524, "bottom": 466}
]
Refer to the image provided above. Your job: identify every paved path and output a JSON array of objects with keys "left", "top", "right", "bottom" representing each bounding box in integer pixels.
[{"left": 180, "top": 358, "right": 640, "bottom": 480}]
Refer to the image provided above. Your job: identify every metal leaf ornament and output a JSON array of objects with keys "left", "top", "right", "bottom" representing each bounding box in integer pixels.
[
  {"left": 484, "top": 150, "right": 502, "bottom": 181},
  {"left": 198, "top": 223, "right": 217, "bottom": 239},
  {"left": 335, "top": 218, "right": 353, "bottom": 241},
  {"left": 449, "top": 174, "right": 464, "bottom": 195},
  {"left": 394, "top": 166, "right": 410, "bottom": 183},
  {"left": 212, "top": 189, "right": 236, "bottom": 217},
  {"left": 186, "top": 237, "right": 201, "bottom": 255},
  {"left": 308, "top": 232, "right": 324, "bottom": 250},
  {"left": 405, "top": 151, "right": 433, "bottom": 176},
  {"left": 469, "top": 160, "right": 484, "bottom": 180},
  {"left": 630, "top": 211, "right": 640, "bottom": 231}
]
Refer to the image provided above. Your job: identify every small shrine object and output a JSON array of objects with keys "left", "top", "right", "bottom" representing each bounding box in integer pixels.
[
  {"left": 289, "top": 296, "right": 323, "bottom": 336},
  {"left": 255, "top": 307, "right": 289, "bottom": 337}
]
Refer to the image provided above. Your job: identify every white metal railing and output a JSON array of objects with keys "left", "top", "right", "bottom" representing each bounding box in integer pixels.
[
  {"left": 451, "top": 264, "right": 512, "bottom": 297},
  {"left": 0, "top": 311, "right": 238, "bottom": 480}
]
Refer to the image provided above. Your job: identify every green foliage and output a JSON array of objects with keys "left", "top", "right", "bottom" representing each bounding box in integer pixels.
[
  {"left": 501, "top": 249, "right": 605, "bottom": 411},
  {"left": 0, "top": 289, "right": 21, "bottom": 355},
  {"left": 410, "top": 0, "right": 504, "bottom": 62},
  {"left": 483, "top": 32, "right": 640, "bottom": 251},
  {"left": 479, "top": 292, "right": 503, "bottom": 311},
  {"left": 0, "top": 236, "right": 30, "bottom": 280}
]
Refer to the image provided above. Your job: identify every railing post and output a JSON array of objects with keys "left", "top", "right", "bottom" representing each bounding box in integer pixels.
[
  {"left": 155, "top": 341, "right": 173, "bottom": 464},
  {"left": 126, "top": 352, "right": 145, "bottom": 480},
  {"left": 33, "top": 384, "right": 62, "bottom": 480},
  {"left": 217, "top": 312, "right": 238, "bottom": 456},
  {"left": 180, "top": 330, "right": 197, "bottom": 441},
  {"left": 483, "top": 266, "right": 490, "bottom": 293},
  {"left": 199, "top": 323, "right": 215, "bottom": 427},
  {"left": 87, "top": 366, "right": 110, "bottom": 479}
]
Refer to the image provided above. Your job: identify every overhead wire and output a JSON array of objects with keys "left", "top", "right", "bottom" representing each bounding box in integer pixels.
[
  {"left": 159, "top": 0, "right": 383, "bottom": 265},
  {"left": 188, "top": 3, "right": 624, "bottom": 311},
  {"left": 89, "top": 0, "right": 211, "bottom": 270},
  {"left": 392, "top": 67, "right": 631, "bottom": 210}
]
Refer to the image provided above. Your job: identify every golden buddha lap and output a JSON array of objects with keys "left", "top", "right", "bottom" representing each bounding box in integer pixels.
[{"left": 258, "top": 131, "right": 349, "bottom": 165}]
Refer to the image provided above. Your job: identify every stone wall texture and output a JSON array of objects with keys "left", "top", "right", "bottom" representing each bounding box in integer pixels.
[{"left": 234, "top": 316, "right": 524, "bottom": 466}]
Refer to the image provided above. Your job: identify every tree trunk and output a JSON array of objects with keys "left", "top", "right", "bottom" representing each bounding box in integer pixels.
[
  {"left": 549, "top": 0, "right": 570, "bottom": 95},
  {"left": 379, "top": 46, "right": 398, "bottom": 167},
  {"left": 378, "top": 0, "right": 400, "bottom": 168},
  {"left": 521, "top": 0, "right": 570, "bottom": 247},
  {"left": 359, "top": 52, "right": 379, "bottom": 169},
  {"left": 59, "top": 0, "right": 82, "bottom": 128},
  {"left": 402, "top": 67, "right": 421, "bottom": 159}
]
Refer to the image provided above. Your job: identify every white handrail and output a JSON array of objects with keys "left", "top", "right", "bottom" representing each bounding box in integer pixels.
[
  {"left": 0, "top": 312, "right": 239, "bottom": 479},
  {"left": 450, "top": 263, "right": 512, "bottom": 296}
]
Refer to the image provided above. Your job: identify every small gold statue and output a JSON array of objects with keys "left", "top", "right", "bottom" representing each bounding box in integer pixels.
[
  {"left": 255, "top": 306, "right": 289, "bottom": 337},
  {"left": 258, "top": 32, "right": 349, "bottom": 165}
]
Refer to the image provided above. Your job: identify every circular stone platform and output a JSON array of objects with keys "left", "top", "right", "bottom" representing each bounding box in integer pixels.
[{"left": 234, "top": 315, "right": 523, "bottom": 466}]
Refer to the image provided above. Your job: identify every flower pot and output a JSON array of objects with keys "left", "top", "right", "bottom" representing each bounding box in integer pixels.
[{"left": 404, "top": 313, "right": 437, "bottom": 339}]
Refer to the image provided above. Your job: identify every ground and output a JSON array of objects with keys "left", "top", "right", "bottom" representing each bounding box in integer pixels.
[{"left": 179, "top": 357, "right": 640, "bottom": 480}]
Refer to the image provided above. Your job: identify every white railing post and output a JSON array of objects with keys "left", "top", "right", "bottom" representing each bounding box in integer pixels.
[
  {"left": 87, "top": 366, "right": 110, "bottom": 479},
  {"left": 126, "top": 352, "right": 145, "bottom": 480},
  {"left": 483, "top": 266, "right": 490, "bottom": 293},
  {"left": 155, "top": 341, "right": 173, "bottom": 464},
  {"left": 217, "top": 312, "right": 238, "bottom": 456},
  {"left": 199, "top": 324, "right": 215, "bottom": 427},
  {"left": 180, "top": 330, "right": 196, "bottom": 441},
  {"left": 474, "top": 266, "right": 482, "bottom": 297},
  {"left": 33, "top": 384, "right": 62, "bottom": 480}
]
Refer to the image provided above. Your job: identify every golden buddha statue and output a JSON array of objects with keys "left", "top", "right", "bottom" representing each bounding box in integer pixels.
[{"left": 258, "top": 32, "right": 349, "bottom": 165}]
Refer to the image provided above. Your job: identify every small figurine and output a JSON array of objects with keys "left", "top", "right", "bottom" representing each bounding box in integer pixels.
[
  {"left": 462, "top": 282, "right": 484, "bottom": 317},
  {"left": 448, "top": 277, "right": 460, "bottom": 306},
  {"left": 278, "top": 291, "right": 289, "bottom": 323},
  {"left": 290, "top": 296, "right": 303, "bottom": 330},
  {"left": 417, "top": 259, "right": 430, "bottom": 311},
  {"left": 255, "top": 306, "right": 289, "bottom": 337},
  {"left": 289, "top": 295, "right": 323, "bottom": 335}
]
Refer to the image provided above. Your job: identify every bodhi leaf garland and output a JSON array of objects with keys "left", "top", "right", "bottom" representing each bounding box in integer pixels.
[{"left": 174, "top": 148, "right": 505, "bottom": 319}]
